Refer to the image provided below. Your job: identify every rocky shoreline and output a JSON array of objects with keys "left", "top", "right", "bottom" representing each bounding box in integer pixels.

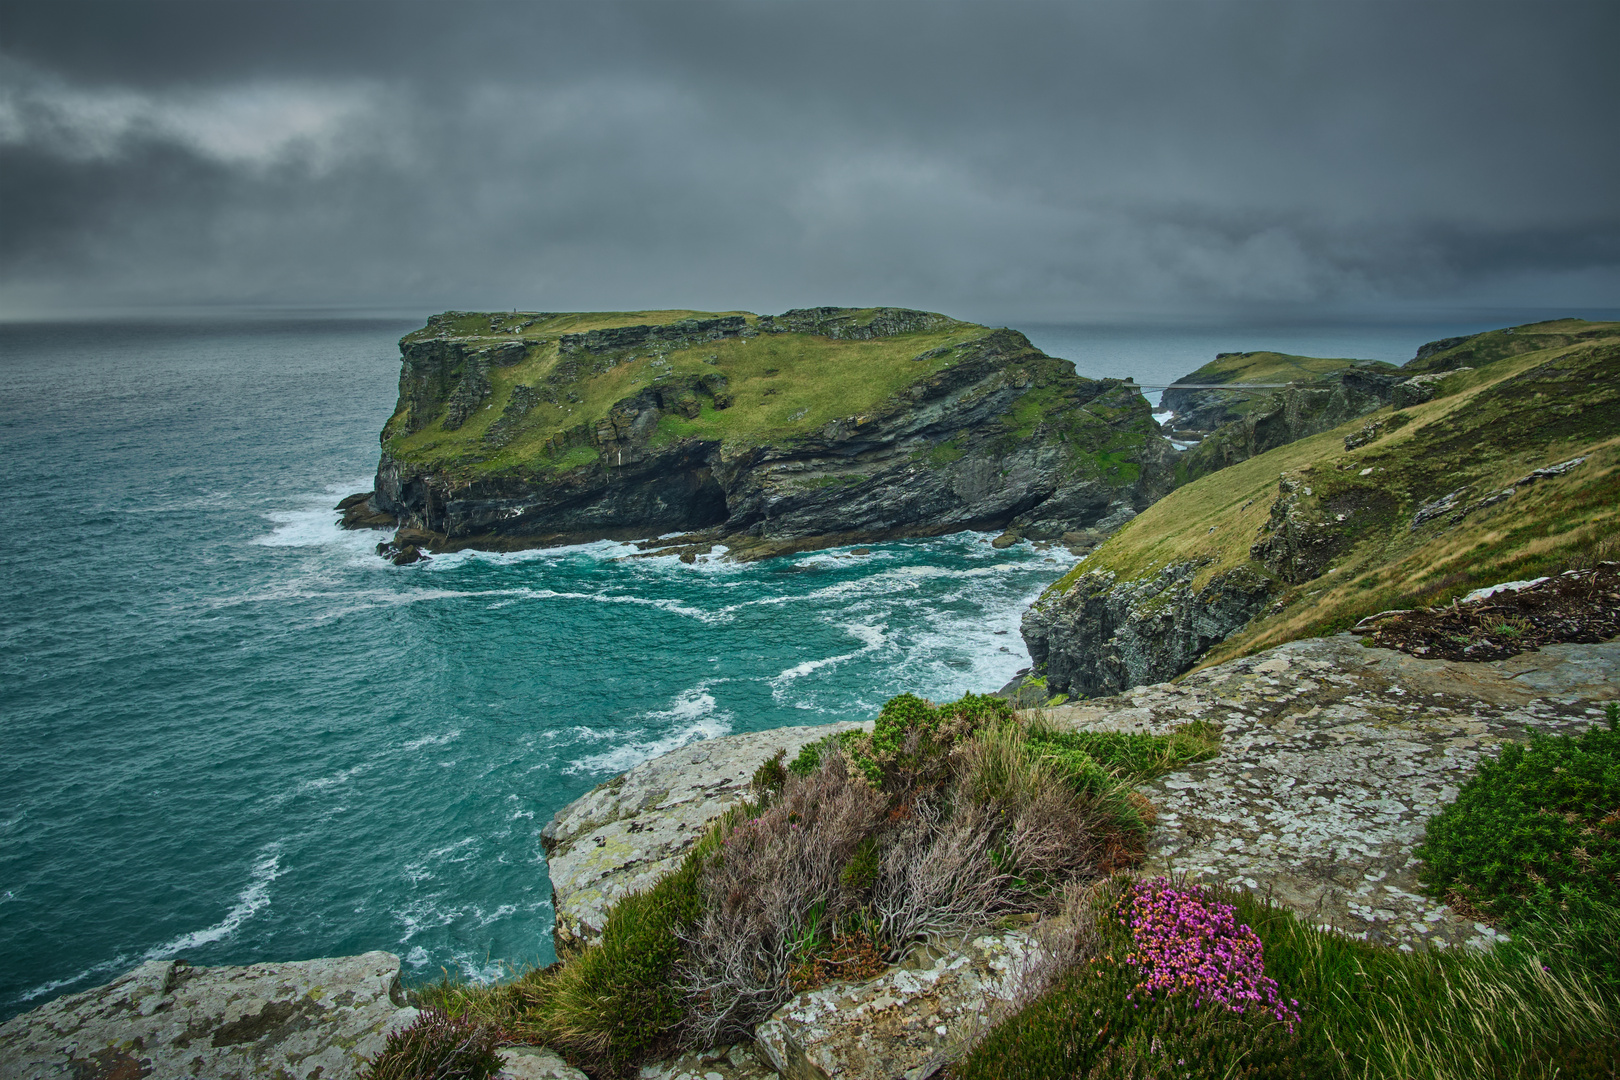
[{"left": 11, "top": 628, "right": 1612, "bottom": 1080}]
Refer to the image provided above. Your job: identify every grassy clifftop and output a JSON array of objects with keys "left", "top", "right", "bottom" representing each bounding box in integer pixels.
[
  {"left": 1046, "top": 318, "right": 1620, "bottom": 670},
  {"left": 384, "top": 307, "right": 998, "bottom": 477},
  {"left": 365, "top": 307, "right": 1173, "bottom": 555}
]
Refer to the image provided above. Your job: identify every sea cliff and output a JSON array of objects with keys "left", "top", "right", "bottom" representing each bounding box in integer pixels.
[
  {"left": 346, "top": 307, "right": 1175, "bottom": 560},
  {"left": 1022, "top": 319, "right": 1620, "bottom": 698}
]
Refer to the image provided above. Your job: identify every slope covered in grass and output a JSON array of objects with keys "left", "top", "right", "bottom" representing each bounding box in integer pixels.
[
  {"left": 1032, "top": 319, "right": 1620, "bottom": 677},
  {"left": 384, "top": 308, "right": 991, "bottom": 477}
]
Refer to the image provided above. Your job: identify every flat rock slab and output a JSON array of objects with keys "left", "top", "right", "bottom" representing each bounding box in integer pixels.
[
  {"left": 1043, "top": 635, "right": 1617, "bottom": 950},
  {"left": 755, "top": 928, "right": 1034, "bottom": 1080},
  {"left": 0, "top": 951, "right": 417, "bottom": 1080},
  {"left": 543, "top": 722, "right": 870, "bottom": 947}
]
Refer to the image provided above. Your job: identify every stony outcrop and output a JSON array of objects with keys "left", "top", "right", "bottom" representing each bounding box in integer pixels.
[
  {"left": 1160, "top": 358, "right": 1398, "bottom": 437},
  {"left": 1020, "top": 561, "right": 1276, "bottom": 699},
  {"left": 754, "top": 308, "right": 953, "bottom": 340},
  {"left": 541, "top": 722, "right": 871, "bottom": 948},
  {"left": 1174, "top": 370, "right": 1400, "bottom": 484},
  {"left": 755, "top": 927, "right": 1035, "bottom": 1080},
  {"left": 362, "top": 309, "right": 1176, "bottom": 559},
  {"left": 0, "top": 951, "right": 417, "bottom": 1080},
  {"left": 558, "top": 317, "right": 751, "bottom": 357},
  {"left": 1043, "top": 634, "right": 1617, "bottom": 949},
  {"left": 1390, "top": 368, "right": 1472, "bottom": 409},
  {"left": 537, "top": 631, "right": 1616, "bottom": 1080}
]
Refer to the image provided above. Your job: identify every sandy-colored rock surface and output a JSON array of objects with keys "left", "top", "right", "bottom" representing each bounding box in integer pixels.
[
  {"left": 1043, "top": 635, "right": 1617, "bottom": 950},
  {"left": 755, "top": 928, "right": 1035, "bottom": 1080},
  {"left": 0, "top": 951, "right": 417, "bottom": 1080},
  {"left": 543, "top": 722, "right": 870, "bottom": 947},
  {"left": 639, "top": 1042, "right": 778, "bottom": 1080},
  {"left": 499, "top": 1045, "right": 590, "bottom": 1080}
]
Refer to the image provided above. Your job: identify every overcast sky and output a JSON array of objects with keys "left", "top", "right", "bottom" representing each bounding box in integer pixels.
[{"left": 2, "top": 0, "right": 1616, "bottom": 321}]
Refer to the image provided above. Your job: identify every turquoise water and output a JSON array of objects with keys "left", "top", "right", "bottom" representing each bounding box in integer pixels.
[
  {"left": 0, "top": 317, "right": 1081, "bottom": 1019},
  {"left": 1, "top": 310, "right": 1593, "bottom": 1020}
]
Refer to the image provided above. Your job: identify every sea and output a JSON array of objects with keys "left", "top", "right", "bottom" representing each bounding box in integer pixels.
[{"left": 1, "top": 308, "right": 1603, "bottom": 1020}]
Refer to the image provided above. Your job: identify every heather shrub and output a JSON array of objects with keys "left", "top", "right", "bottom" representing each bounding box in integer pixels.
[
  {"left": 1416, "top": 714, "right": 1620, "bottom": 986},
  {"left": 955, "top": 878, "right": 1332, "bottom": 1080},
  {"left": 676, "top": 751, "right": 886, "bottom": 1045},
  {"left": 362, "top": 1006, "right": 503, "bottom": 1080}
]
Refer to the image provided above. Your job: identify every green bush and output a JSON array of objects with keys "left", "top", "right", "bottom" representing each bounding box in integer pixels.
[
  {"left": 1416, "top": 719, "right": 1620, "bottom": 929},
  {"left": 750, "top": 749, "right": 787, "bottom": 795},
  {"left": 846, "top": 691, "right": 1014, "bottom": 788},
  {"left": 362, "top": 1006, "right": 503, "bottom": 1080}
]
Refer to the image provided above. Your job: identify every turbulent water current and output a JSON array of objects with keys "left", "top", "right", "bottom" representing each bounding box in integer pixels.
[{"left": 0, "top": 311, "right": 1561, "bottom": 1019}]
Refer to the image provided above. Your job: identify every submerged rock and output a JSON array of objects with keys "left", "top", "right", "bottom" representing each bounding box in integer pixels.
[{"left": 0, "top": 951, "right": 417, "bottom": 1080}]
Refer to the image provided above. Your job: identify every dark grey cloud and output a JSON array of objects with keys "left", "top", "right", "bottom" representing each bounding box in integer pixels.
[{"left": 2, "top": 0, "right": 1616, "bottom": 319}]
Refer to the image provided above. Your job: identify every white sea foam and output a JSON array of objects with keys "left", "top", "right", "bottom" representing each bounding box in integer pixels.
[
  {"left": 15, "top": 953, "right": 135, "bottom": 1004},
  {"left": 402, "top": 729, "right": 462, "bottom": 752},
  {"left": 769, "top": 622, "right": 889, "bottom": 693},
  {"left": 564, "top": 686, "right": 733, "bottom": 776},
  {"left": 145, "top": 844, "right": 282, "bottom": 958}
]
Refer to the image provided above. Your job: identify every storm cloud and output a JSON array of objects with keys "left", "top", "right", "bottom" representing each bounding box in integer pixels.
[{"left": 2, "top": 0, "right": 1616, "bottom": 319}]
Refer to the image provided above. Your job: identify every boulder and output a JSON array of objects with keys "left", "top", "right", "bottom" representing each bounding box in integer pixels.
[
  {"left": 755, "top": 928, "right": 1036, "bottom": 1080},
  {"left": 500, "top": 1045, "right": 591, "bottom": 1080},
  {"left": 543, "top": 723, "right": 871, "bottom": 948},
  {"left": 0, "top": 951, "right": 417, "bottom": 1080},
  {"left": 640, "top": 1042, "right": 778, "bottom": 1080}
]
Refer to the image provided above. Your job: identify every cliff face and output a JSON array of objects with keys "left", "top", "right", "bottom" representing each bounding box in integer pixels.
[
  {"left": 1171, "top": 369, "right": 1400, "bottom": 485},
  {"left": 1022, "top": 561, "right": 1274, "bottom": 698},
  {"left": 358, "top": 308, "right": 1175, "bottom": 558},
  {"left": 1022, "top": 319, "right": 1620, "bottom": 697}
]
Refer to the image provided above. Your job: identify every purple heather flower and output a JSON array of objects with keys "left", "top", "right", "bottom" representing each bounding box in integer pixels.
[{"left": 1117, "top": 877, "right": 1300, "bottom": 1033}]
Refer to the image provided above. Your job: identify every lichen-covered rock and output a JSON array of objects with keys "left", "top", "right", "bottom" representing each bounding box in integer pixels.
[
  {"left": 0, "top": 951, "right": 417, "bottom": 1080},
  {"left": 499, "top": 1045, "right": 591, "bottom": 1080},
  {"left": 542, "top": 723, "right": 870, "bottom": 948},
  {"left": 640, "top": 1042, "right": 778, "bottom": 1080},
  {"left": 1041, "top": 634, "right": 1618, "bottom": 950},
  {"left": 754, "top": 928, "right": 1036, "bottom": 1080},
  {"left": 1021, "top": 560, "right": 1274, "bottom": 699}
]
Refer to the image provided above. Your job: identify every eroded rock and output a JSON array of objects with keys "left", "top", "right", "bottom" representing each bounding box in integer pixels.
[
  {"left": 1021, "top": 560, "right": 1274, "bottom": 699},
  {"left": 543, "top": 723, "right": 871, "bottom": 948},
  {"left": 0, "top": 951, "right": 417, "bottom": 1080}
]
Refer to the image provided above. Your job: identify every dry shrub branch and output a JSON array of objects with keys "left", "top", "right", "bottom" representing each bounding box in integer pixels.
[{"left": 677, "top": 693, "right": 1152, "bottom": 1047}]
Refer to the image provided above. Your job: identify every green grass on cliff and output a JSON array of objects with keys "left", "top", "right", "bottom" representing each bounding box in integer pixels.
[
  {"left": 956, "top": 875, "right": 1620, "bottom": 1080},
  {"left": 1166, "top": 350, "right": 1396, "bottom": 420},
  {"left": 385, "top": 310, "right": 996, "bottom": 476},
  {"left": 1046, "top": 321, "right": 1620, "bottom": 669}
]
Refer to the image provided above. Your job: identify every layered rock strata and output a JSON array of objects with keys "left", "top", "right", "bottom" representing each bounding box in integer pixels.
[
  {"left": 1021, "top": 560, "right": 1275, "bottom": 699},
  {"left": 358, "top": 308, "right": 1175, "bottom": 559}
]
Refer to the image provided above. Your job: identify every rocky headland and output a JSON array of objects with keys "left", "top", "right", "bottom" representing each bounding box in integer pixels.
[
  {"left": 342, "top": 307, "right": 1174, "bottom": 562},
  {"left": 1023, "top": 319, "right": 1620, "bottom": 699}
]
